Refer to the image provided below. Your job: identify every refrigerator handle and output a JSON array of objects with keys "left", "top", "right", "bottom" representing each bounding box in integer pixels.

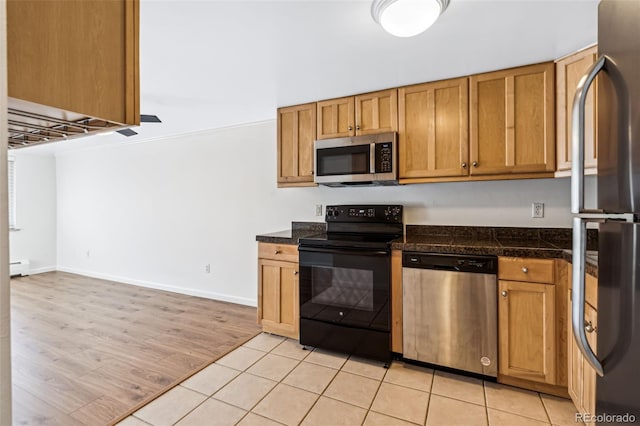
[
  {"left": 571, "top": 55, "right": 606, "bottom": 214},
  {"left": 572, "top": 217, "right": 604, "bottom": 376}
]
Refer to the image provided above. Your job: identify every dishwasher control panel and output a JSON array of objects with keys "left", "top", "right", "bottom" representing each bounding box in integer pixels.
[{"left": 403, "top": 252, "right": 497, "bottom": 274}]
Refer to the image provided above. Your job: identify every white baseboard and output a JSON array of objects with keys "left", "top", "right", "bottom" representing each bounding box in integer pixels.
[
  {"left": 55, "top": 266, "right": 257, "bottom": 307},
  {"left": 28, "top": 266, "right": 57, "bottom": 275}
]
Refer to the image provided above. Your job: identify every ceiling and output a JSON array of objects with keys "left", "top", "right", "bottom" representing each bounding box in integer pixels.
[{"left": 21, "top": 0, "right": 599, "bottom": 155}]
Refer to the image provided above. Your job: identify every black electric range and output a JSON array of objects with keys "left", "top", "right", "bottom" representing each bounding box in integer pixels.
[{"left": 297, "top": 204, "right": 403, "bottom": 364}]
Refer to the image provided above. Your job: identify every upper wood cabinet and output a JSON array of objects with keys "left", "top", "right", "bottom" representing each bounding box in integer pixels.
[
  {"left": 398, "top": 78, "right": 469, "bottom": 179},
  {"left": 277, "top": 103, "right": 317, "bottom": 188},
  {"left": 556, "top": 46, "right": 598, "bottom": 175},
  {"left": 470, "top": 62, "right": 555, "bottom": 176},
  {"left": 317, "top": 96, "right": 354, "bottom": 139},
  {"left": 317, "top": 89, "right": 398, "bottom": 139},
  {"left": 356, "top": 90, "right": 398, "bottom": 136},
  {"left": 7, "top": 0, "right": 140, "bottom": 125}
]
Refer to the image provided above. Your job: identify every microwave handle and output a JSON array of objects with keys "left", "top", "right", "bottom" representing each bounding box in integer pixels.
[{"left": 370, "top": 143, "right": 376, "bottom": 173}]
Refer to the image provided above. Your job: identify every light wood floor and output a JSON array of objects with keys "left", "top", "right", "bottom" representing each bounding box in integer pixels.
[{"left": 10, "top": 271, "right": 260, "bottom": 426}]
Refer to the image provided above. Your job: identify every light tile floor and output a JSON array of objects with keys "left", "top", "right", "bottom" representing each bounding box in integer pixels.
[{"left": 118, "top": 333, "right": 580, "bottom": 426}]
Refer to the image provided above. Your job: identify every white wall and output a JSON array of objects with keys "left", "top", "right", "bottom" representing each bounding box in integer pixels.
[
  {"left": 132, "top": 0, "right": 599, "bottom": 140},
  {"left": 21, "top": 0, "right": 598, "bottom": 155},
  {"left": 55, "top": 121, "right": 595, "bottom": 306},
  {"left": 9, "top": 153, "right": 57, "bottom": 273}
]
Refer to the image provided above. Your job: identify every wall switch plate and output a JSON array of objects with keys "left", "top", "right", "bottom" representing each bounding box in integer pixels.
[
  {"left": 315, "top": 204, "right": 323, "bottom": 216},
  {"left": 532, "top": 202, "right": 544, "bottom": 218}
]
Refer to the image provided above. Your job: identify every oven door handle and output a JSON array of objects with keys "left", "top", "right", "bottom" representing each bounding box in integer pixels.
[{"left": 298, "top": 246, "right": 390, "bottom": 257}]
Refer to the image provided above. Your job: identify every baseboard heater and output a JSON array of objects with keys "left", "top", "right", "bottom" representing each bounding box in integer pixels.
[{"left": 10, "top": 260, "right": 30, "bottom": 277}]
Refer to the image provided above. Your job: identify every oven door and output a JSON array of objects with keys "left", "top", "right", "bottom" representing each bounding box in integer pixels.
[{"left": 298, "top": 246, "right": 391, "bottom": 332}]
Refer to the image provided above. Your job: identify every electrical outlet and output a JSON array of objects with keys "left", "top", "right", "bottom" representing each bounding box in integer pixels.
[
  {"left": 315, "top": 204, "right": 323, "bottom": 216},
  {"left": 205, "top": 264, "right": 211, "bottom": 273},
  {"left": 532, "top": 202, "right": 544, "bottom": 218}
]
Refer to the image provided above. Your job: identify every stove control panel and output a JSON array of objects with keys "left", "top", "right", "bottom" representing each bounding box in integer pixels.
[
  {"left": 348, "top": 207, "right": 376, "bottom": 218},
  {"left": 325, "top": 205, "right": 403, "bottom": 223}
]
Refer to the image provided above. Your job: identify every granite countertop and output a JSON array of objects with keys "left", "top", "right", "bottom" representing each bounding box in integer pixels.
[
  {"left": 396, "top": 226, "right": 571, "bottom": 255},
  {"left": 255, "top": 222, "right": 326, "bottom": 245},
  {"left": 399, "top": 225, "right": 598, "bottom": 277},
  {"left": 585, "top": 251, "right": 598, "bottom": 266},
  {"left": 563, "top": 250, "right": 599, "bottom": 277},
  {"left": 256, "top": 223, "right": 599, "bottom": 277}
]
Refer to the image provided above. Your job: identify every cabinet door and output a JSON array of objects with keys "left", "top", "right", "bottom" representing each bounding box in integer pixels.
[
  {"left": 258, "top": 258, "right": 299, "bottom": 339},
  {"left": 317, "top": 96, "right": 355, "bottom": 139},
  {"left": 582, "top": 302, "right": 598, "bottom": 419},
  {"left": 470, "top": 63, "right": 555, "bottom": 176},
  {"left": 398, "top": 78, "right": 469, "bottom": 179},
  {"left": 355, "top": 89, "right": 398, "bottom": 136},
  {"left": 499, "top": 280, "right": 556, "bottom": 384},
  {"left": 277, "top": 103, "right": 317, "bottom": 187},
  {"left": 556, "top": 46, "right": 598, "bottom": 173},
  {"left": 391, "top": 250, "right": 403, "bottom": 353},
  {"left": 567, "top": 290, "right": 585, "bottom": 412},
  {"left": 7, "top": 0, "right": 139, "bottom": 125}
]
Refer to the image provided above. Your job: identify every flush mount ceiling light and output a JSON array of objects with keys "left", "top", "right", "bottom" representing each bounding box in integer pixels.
[{"left": 371, "top": 0, "right": 450, "bottom": 37}]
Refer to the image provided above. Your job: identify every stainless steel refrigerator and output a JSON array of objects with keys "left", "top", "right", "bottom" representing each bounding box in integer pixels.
[{"left": 571, "top": 0, "right": 640, "bottom": 422}]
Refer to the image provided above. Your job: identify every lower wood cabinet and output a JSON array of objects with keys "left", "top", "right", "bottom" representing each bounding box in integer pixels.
[
  {"left": 567, "top": 277, "right": 598, "bottom": 424},
  {"left": 257, "top": 243, "right": 299, "bottom": 339},
  {"left": 391, "top": 250, "right": 403, "bottom": 353},
  {"left": 496, "top": 257, "right": 571, "bottom": 395},
  {"left": 498, "top": 279, "right": 557, "bottom": 384}
]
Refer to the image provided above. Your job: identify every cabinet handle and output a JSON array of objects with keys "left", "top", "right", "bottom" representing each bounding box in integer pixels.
[
  {"left": 501, "top": 291, "right": 508, "bottom": 297},
  {"left": 472, "top": 161, "right": 479, "bottom": 168},
  {"left": 274, "top": 250, "right": 282, "bottom": 255},
  {"left": 522, "top": 267, "right": 528, "bottom": 273},
  {"left": 461, "top": 162, "right": 467, "bottom": 169},
  {"left": 585, "top": 321, "right": 595, "bottom": 333},
  {"left": 356, "top": 124, "right": 361, "bottom": 130},
  {"left": 348, "top": 125, "right": 353, "bottom": 131},
  {"left": 294, "top": 271, "right": 299, "bottom": 275}
]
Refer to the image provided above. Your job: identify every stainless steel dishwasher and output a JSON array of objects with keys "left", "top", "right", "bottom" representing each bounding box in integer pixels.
[{"left": 402, "top": 252, "right": 498, "bottom": 377}]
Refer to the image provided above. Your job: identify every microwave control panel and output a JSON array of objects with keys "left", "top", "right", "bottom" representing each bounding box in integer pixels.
[{"left": 375, "top": 143, "right": 393, "bottom": 173}]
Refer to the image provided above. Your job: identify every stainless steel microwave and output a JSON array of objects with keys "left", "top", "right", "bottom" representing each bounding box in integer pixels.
[{"left": 313, "top": 132, "right": 398, "bottom": 187}]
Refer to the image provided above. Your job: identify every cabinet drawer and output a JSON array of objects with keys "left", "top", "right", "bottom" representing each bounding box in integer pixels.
[
  {"left": 498, "top": 257, "right": 555, "bottom": 284},
  {"left": 258, "top": 242, "right": 298, "bottom": 262}
]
